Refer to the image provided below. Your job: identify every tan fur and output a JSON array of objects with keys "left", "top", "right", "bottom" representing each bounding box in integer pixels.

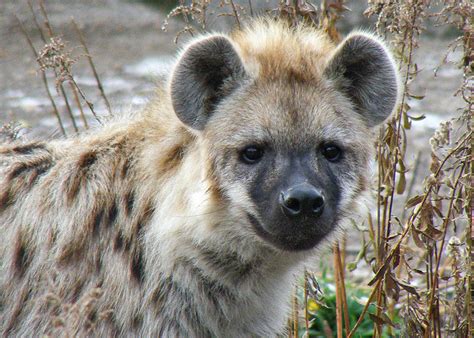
[
  {"left": 0, "top": 19, "right": 396, "bottom": 337},
  {"left": 232, "top": 20, "right": 335, "bottom": 81}
]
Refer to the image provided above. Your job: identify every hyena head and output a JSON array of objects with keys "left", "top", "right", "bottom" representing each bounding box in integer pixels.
[{"left": 170, "top": 21, "right": 399, "bottom": 251}]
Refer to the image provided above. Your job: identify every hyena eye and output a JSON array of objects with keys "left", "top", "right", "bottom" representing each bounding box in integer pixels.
[
  {"left": 240, "top": 145, "right": 264, "bottom": 164},
  {"left": 321, "top": 144, "right": 342, "bottom": 162}
]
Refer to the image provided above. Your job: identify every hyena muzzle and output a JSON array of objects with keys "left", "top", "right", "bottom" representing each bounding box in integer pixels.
[{"left": 0, "top": 19, "right": 399, "bottom": 337}]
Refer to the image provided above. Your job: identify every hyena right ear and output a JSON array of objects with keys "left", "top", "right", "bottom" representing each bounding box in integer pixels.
[
  {"left": 170, "top": 35, "right": 246, "bottom": 130},
  {"left": 324, "top": 33, "right": 399, "bottom": 127}
]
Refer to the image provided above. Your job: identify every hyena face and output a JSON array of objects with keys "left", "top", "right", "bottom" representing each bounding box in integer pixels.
[
  {"left": 171, "top": 23, "right": 399, "bottom": 251},
  {"left": 205, "top": 81, "right": 374, "bottom": 251}
]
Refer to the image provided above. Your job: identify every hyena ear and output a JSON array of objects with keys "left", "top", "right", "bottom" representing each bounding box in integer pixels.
[
  {"left": 170, "top": 35, "right": 246, "bottom": 130},
  {"left": 324, "top": 33, "right": 399, "bottom": 127}
]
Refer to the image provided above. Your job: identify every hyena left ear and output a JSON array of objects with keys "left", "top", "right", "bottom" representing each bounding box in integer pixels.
[
  {"left": 170, "top": 35, "right": 246, "bottom": 130},
  {"left": 324, "top": 33, "right": 399, "bottom": 127}
]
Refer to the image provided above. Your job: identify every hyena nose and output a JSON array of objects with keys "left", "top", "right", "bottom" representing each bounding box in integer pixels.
[{"left": 279, "top": 184, "right": 325, "bottom": 218}]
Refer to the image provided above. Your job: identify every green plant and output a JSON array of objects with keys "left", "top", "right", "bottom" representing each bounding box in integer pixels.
[{"left": 298, "top": 270, "right": 401, "bottom": 337}]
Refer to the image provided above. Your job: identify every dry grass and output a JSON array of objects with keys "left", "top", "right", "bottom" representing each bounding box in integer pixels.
[{"left": 6, "top": 0, "right": 472, "bottom": 337}]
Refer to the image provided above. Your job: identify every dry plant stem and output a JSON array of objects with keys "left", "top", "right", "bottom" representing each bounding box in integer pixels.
[
  {"left": 333, "top": 245, "right": 343, "bottom": 338},
  {"left": 59, "top": 82, "right": 79, "bottom": 133},
  {"left": 334, "top": 243, "right": 350, "bottom": 336},
  {"left": 16, "top": 16, "right": 66, "bottom": 137},
  {"left": 425, "top": 162, "right": 467, "bottom": 337},
  {"left": 229, "top": 0, "right": 241, "bottom": 29},
  {"left": 71, "top": 18, "right": 112, "bottom": 117},
  {"left": 364, "top": 131, "right": 470, "bottom": 336},
  {"left": 39, "top": 0, "right": 79, "bottom": 133},
  {"left": 69, "top": 82, "right": 88, "bottom": 129},
  {"left": 69, "top": 77, "right": 102, "bottom": 125},
  {"left": 375, "top": 3, "right": 419, "bottom": 333},
  {"left": 248, "top": 0, "right": 254, "bottom": 16},
  {"left": 27, "top": 0, "right": 47, "bottom": 42},
  {"left": 291, "top": 286, "right": 298, "bottom": 338},
  {"left": 401, "top": 150, "right": 422, "bottom": 221},
  {"left": 347, "top": 279, "right": 382, "bottom": 338},
  {"left": 303, "top": 271, "right": 310, "bottom": 337},
  {"left": 369, "top": 130, "right": 472, "bottom": 286},
  {"left": 180, "top": 0, "right": 194, "bottom": 38}
]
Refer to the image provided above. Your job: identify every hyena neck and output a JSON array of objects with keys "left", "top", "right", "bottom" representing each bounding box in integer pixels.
[
  {"left": 145, "top": 136, "right": 304, "bottom": 280},
  {"left": 142, "top": 142, "right": 306, "bottom": 335}
]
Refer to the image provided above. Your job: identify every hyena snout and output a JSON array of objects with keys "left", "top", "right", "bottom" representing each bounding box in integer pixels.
[{"left": 279, "top": 183, "right": 325, "bottom": 218}]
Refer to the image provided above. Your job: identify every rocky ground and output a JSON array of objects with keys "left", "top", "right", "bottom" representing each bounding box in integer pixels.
[{"left": 0, "top": 0, "right": 466, "bottom": 264}]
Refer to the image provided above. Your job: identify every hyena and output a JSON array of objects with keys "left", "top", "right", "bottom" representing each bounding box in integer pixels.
[{"left": 0, "top": 19, "right": 399, "bottom": 337}]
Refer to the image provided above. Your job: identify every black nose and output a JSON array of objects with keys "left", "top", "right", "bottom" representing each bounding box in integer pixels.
[{"left": 279, "top": 184, "right": 325, "bottom": 218}]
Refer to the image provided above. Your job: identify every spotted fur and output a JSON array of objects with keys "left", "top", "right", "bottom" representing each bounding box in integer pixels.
[{"left": 0, "top": 19, "right": 398, "bottom": 337}]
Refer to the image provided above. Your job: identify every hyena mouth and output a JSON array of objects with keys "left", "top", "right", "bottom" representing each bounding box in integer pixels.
[{"left": 245, "top": 212, "right": 331, "bottom": 251}]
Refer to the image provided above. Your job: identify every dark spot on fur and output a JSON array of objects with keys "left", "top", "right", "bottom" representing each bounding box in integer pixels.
[
  {"left": 160, "top": 144, "right": 186, "bottom": 173},
  {"left": 95, "top": 254, "right": 103, "bottom": 275},
  {"left": 106, "top": 313, "right": 122, "bottom": 337},
  {"left": 71, "top": 280, "right": 85, "bottom": 303},
  {"left": 151, "top": 286, "right": 164, "bottom": 306},
  {"left": 12, "top": 232, "right": 32, "bottom": 278},
  {"left": 8, "top": 163, "right": 30, "bottom": 179},
  {"left": 78, "top": 151, "right": 97, "bottom": 169},
  {"left": 125, "top": 190, "right": 135, "bottom": 216},
  {"left": 130, "top": 248, "right": 145, "bottom": 284},
  {"left": 120, "top": 158, "right": 131, "bottom": 179},
  {"left": 91, "top": 208, "right": 104, "bottom": 236},
  {"left": 86, "top": 308, "right": 98, "bottom": 325},
  {"left": 132, "top": 314, "right": 143, "bottom": 330},
  {"left": 66, "top": 151, "right": 97, "bottom": 204},
  {"left": 5, "top": 158, "right": 53, "bottom": 187},
  {"left": 0, "top": 188, "right": 13, "bottom": 211},
  {"left": 10, "top": 143, "right": 46, "bottom": 155},
  {"left": 113, "top": 231, "right": 124, "bottom": 251},
  {"left": 58, "top": 241, "right": 85, "bottom": 266},
  {"left": 27, "top": 163, "right": 51, "bottom": 186},
  {"left": 108, "top": 201, "right": 118, "bottom": 226},
  {"left": 0, "top": 290, "right": 4, "bottom": 312},
  {"left": 123, "top": 237, "right": 132, "bottom": 253}
]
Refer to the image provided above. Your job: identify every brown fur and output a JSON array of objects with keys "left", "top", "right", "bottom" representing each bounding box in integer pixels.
[{"left": 0, "top": 19, "right": 398, "bottom": 337}]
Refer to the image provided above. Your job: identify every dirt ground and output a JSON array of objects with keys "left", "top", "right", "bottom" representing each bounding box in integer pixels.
[{"left": 0, "top": 0, "right": 466, "bottom": 258}]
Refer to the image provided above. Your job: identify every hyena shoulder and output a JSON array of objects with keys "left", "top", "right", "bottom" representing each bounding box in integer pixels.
[{"left": 0, "top": 19, "right": 399, "bottom": 336}]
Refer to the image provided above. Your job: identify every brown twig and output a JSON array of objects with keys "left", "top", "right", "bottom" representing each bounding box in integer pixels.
[
  {"left": 369, "top": 131, "right": 471, "bottom": 287},
  {"left": 38, "top": 0, "right": 79, "bottom": 133},
  {"left": 334, "top": 243, "right": 350, "bottom": 337},
  {"left": 229, "top": 0, "right": 241, "bottom": 29},
  {"left": 425, "top": 162, "right": 467, "bottom": 337},
  {"left": 69, "top": 82, "right": 88, "bottom": 129},
  {"left": 348, "top": 279, "right": 381, "bottom": 338},
  {"left": 71, "top": 18, "right": 112, "bottom": 117},
  {"left": 16, "top": 16, "right": 66, "bottom": 137},
  {"left": 303, "top": 270, "right": 310, "bottom": 337},
  {"left": 248, "top": 0, "right": 254, "bottom": 17},
  {"left": 333, "top": 244, "right": 344, "bottom": 338}
]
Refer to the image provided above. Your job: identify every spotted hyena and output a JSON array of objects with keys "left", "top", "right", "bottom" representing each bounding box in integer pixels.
[{"left": 0, "top": 19, "right": 399, "bottom": 337}]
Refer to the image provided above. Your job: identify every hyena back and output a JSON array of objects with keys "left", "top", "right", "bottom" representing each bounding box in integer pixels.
[{"left": 0, "top": 20, "right": 399, "bottom": 337}]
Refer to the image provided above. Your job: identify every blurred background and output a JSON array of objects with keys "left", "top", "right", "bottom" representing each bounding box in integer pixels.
[{"left": 0, "top": 0, "right": 463, "bottom": 141}]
